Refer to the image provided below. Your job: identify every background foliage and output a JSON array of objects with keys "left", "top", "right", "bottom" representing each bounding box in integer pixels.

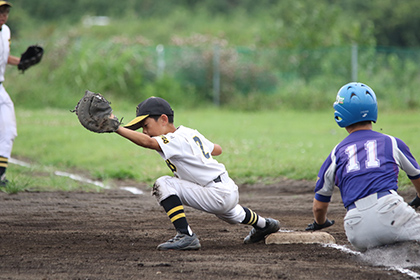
[
  {"left": 5, "top": 0, "right": 420, "bottom": 112},
  {"left": 2, "top": 0, "right": 420, "bottom": 190}
]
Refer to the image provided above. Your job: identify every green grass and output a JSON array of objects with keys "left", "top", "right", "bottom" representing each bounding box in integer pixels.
[{"left": 7, "top": 106, "right": 420, "bottom": 192}]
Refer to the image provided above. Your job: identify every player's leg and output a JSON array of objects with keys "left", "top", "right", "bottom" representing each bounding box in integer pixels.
[
  {"left": 0, "top": 156, "right": 8, "bottom": 186},
  {"left": 385, "top": 195, "right": 420, "bottom": 243},
  {"left": 216, "top": 204, "right": 280, "bottom": 244},
  {"left": 152, "top": 176, "right": 201, "bottom": 251},
  {"left": 152, "top": 174, "right": 240, "bottom": 250},
  {"left": 0, "top": 88, "right": 17, "bottom": 186},
  {"left": 344, "top": 193, "right": 420, "bottom": 250},
  {"left": 154, "top": 174, "right": 239, "bottom": 214}
]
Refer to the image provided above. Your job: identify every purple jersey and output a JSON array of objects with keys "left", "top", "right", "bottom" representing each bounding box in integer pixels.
[{"left": 315, "top": 130, "right": 420, "bottom": 208}]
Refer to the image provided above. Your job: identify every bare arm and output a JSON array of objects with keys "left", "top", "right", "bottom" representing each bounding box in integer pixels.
[
  {"left": 116, "top": 126, "right": 162, "bottom": 152},
  {"left": 411, "top": 177, "right": 420, "bottom": 197},
  {"left": 212, "top": 144, "right": 222, "bottom": 156},
  {"left": 312, "top": 198, "right": 330, "bottom": 224},
  {"left": 8, "top": 55, "right": 20, "bottom": 65}
]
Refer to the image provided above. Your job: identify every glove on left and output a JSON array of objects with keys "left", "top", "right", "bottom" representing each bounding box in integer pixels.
[
  {"left": 18, "top": 45, "right": 44, "bottom": 73},
  {"left": 72, "top": 90, "right": 121, "bottom": 133}
]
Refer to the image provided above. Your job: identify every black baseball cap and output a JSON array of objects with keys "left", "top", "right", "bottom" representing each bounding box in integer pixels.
[{"left": 124, "top": 97, "right": 174, "bottom": 130}]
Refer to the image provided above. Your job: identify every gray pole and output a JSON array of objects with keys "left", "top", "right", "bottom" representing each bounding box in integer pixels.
[
  {"left": 156, "top": 44, "right": 165, "bottom": 78},
  {"left": 213, "top": 44, "right": 220, "bottom": 106},
  {"left": 351, "top": 43, "right": 358, "bottom": 82}
]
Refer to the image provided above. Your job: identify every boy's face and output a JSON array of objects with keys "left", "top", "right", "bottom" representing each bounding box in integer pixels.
[
  {"left": 140, "top": 116, "right": 165, "bottom": 137},
  {"left": 0, "top": 6, "right": 10, "bottom": 27}
]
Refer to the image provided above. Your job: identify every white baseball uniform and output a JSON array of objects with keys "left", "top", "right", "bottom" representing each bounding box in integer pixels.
[
  {"left": 152, "top": 125, "right": 247, "bottom": 224},
  {"left": 0, "top": 24, "right": 17, "bottom": 159}
]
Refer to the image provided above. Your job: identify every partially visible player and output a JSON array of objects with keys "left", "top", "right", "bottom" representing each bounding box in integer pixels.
[
  {"left": 115, "top": 97, "right": 280, "bottom": 250},
  {"left": 0, "top": 1, "right": 21, "bottom": 187},
  {"left": 306, "top": 82, "right": 420, "bottom": 251}
]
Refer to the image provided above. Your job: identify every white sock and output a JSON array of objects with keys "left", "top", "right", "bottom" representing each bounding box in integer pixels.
[{"left": 256, "top": 217, "right": 266, "bottom": 229}]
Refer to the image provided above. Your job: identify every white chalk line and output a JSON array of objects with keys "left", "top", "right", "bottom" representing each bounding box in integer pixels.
[
  {"left": 277, "top": 228, "right": 420, "bottom": 278},
  {"left": 9, "top": 157, "right": 144, "bottom": 195},
  {"left": 324, "top": 244, "right": 420, "bottom": 279}
]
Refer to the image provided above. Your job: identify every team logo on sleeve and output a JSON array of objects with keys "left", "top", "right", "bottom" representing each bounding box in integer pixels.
[{"left": 160, "top": 135, "right": 170, "bottom": 144}]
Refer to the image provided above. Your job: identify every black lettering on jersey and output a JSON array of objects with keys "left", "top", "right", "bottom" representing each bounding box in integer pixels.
[
  {"left": 193, "top": 136, "right": 210, "bottom": 159},
  {"left": 165, "top": 159, "right": 177, "bottom": 172},
  {"left": 160, "top": 135, "right": 170, "bottom": 144}
]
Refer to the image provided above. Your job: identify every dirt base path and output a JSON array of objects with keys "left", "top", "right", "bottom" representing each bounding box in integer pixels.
[{"left": 0, "top": 179, "right": 419, "bottom": 279}]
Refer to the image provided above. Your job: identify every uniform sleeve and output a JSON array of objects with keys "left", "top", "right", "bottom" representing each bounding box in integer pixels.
[
  {"left": 199, "top": 133, "right": 215, "bottom": 154},
  {"left": 154, "top": 134, "right": 182, "bottom": 160},
  {"left": 314, "top": 146, "right": 338, "bottom": 202},
  {"left": 392, "top": 136, "right": 420, "bottom": 179}
]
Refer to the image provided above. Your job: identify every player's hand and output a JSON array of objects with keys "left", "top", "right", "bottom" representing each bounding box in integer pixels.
[
  {"left": 408, "top": 195, "right": 420, "bottom": 209},
  {"left": 305, "top": 219, "right": 335, "bottom": 231}
]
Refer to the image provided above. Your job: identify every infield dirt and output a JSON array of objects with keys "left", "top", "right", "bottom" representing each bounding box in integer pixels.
[{"left": 0, "top": 178, "right": 419, "bottom": 279}]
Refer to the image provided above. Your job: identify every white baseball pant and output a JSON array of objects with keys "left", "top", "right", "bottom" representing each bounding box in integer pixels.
[{"left": 152, "top": 172, "right": 246, "bottom": 224}]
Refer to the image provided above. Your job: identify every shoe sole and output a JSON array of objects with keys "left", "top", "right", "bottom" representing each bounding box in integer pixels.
[
  {"left": 157, "top": 244, "right": 201, "bottom": 251},
  {"left": 157, "top": 239, "right": 201, "bottom": 251}
]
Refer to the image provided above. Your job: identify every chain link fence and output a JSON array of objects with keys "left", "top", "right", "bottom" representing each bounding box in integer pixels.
[{"left": 11, "top": 37, "right": 420, "bottom": 110}]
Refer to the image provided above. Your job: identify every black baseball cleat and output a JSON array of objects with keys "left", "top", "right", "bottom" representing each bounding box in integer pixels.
[
  {"left": 244, "top": 218, "right": 280, "bottom": 244},
  {"left": 157, "top": 232, "right": 201, "bottom": 251},
  {"left": 0, "top": 178, "right": 8, "bottom": 188}
]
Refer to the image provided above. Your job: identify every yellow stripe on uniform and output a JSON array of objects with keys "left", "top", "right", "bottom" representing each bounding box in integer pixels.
[
  {"left": 167, "top": 205, "right": 184, "bottom": 216},
  {"left": 0, "top": 162, "right": 7, "bottom": 168},
  {"left": 170, "top": 213, "right": 186, "bottom": 223}
]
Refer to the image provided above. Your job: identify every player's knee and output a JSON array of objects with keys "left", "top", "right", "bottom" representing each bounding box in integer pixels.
[{"left": 152, "top": 176, "right": 173, "bottom": 203}]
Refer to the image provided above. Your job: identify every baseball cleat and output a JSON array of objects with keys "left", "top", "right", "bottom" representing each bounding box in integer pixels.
[
  {"left": 157, "top": 232, "right": 201, "bottom": 251},
  {"left": 0, "top": 178, "right": 8, "bottom": 188},
  {"left": 243, "top": 218, "right": 280, "bottom": 244}
]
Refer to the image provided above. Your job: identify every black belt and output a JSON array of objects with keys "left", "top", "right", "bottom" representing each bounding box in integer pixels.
[
  {"left": 346, "top": 190, "right": 392, "bottom": 211},
  {"left": 213, "top": 175, "right": 222, "bottom": 183}
]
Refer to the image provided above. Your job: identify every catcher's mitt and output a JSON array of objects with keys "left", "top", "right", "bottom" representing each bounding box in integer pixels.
[
  {"left": 72, "top": 90, "right": 121, "bottom": 133},
  {"left": 18, "top": 45, "right": 44, "bottom": 73}
]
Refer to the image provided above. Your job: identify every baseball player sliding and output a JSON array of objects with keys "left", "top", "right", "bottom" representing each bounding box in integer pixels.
[
  {"left": 306, "top": 82, "right": 420, "bottom": 251},
  {"left": 73, "top": 93, "right": 280, "bottom": 250}
]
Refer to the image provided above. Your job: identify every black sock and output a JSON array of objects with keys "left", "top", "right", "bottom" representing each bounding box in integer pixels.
[
  {"left": 160, "top": 195, "right": 190, "bottom": 235},
  {"left": 241, "top": 207, "right": 260, "bottom": 228},
  {"left": 0, "top": 156, "right": 7, "bottom": 180}
]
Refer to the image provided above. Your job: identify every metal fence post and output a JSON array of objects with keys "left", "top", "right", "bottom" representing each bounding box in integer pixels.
[
  {"left": 156, "top": 44, "right": 165, "bottom": 78},
  {"left": 213, "top": 44, "right": 220, "bottom": 106},
  {"left": 351, "top": 43, "right": 358, "bottom": 82}
]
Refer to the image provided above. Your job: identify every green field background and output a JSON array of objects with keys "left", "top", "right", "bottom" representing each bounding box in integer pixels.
[{"left": 7, "top": 107, "right": 419, "bottom": 192}]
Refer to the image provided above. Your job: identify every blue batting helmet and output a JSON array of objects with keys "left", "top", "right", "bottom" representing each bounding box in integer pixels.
[{"left": 333, "top": 82, "right": 378, "bottom": 128}]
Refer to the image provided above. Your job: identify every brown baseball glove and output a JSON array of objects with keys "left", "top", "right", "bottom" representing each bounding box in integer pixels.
[{"left": 72, "top": 90, "right": 121, "bottom": 133}]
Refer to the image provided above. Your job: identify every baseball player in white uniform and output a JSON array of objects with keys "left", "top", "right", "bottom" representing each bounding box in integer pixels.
[
  {"left": 115, "top": 97, "right": 280, "bottom": 250},
  {"left": 0, "top": 1, "right": 20, "bottom": 187}
]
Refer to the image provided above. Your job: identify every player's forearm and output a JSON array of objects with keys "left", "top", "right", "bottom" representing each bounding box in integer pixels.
[
  {"left": 313, "top": 199, "right": 329, "bottom": 224},
  {"left": 116, "top": 126, "right": 161, "bottom": 151},
  {"left": 7, "top": 55, "right": 20, "bottom": 65},
  {"left": 411, "top": 177, "right": 420, "bottom": 197}
]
